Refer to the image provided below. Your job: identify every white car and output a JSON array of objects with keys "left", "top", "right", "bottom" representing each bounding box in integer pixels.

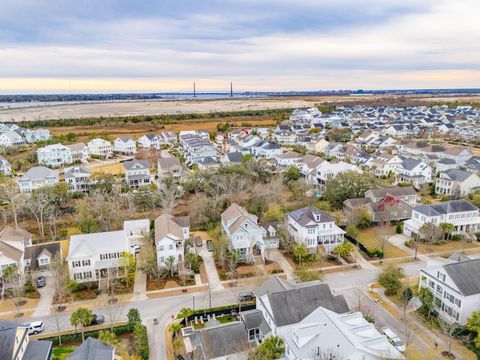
[
  {"left": 381, "top": 327, "right": 406, "bottom": 352},
  {"left": 25, "top": 321, "right": 44, "bottom": 335}
]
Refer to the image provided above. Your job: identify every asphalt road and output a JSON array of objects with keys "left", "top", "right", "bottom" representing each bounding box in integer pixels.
[{"left": 23, "top": 260, "right": 426, "bottom": 359}]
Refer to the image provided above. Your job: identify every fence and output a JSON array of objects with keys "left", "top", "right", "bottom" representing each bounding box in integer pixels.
[{"left": 180, "top": 304, "right": 256, "bottom": 326}]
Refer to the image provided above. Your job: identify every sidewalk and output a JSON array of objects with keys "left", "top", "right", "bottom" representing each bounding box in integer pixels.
[
  {"left": 132, "top": 271, "right": 147, "bottom": 301},
  {"left": 352, "top": 248, "right": 376, "bottom": 270},
  {"left": 388, "top": 234, "right": 429, "bottom": 262}
]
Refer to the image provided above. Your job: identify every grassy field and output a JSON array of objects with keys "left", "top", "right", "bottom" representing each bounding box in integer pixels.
[
  {"left": 356, "top": 226, "right": 409, "bottom": 258},
  {"left": 52, "top": 346, "right": 76, "bottom": 360},
  {"left": 418, "top": 240, "right": 480, "bottom": 254},
  {"left": 90, "top": 162, "right": 125, "bottom": 175}
]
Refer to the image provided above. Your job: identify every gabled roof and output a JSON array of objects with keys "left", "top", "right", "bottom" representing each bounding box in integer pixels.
[
  {"left": 287, "top": 206, "right": 333, "bottom": 226},
  {"left": 158, "top": 157, "right": 181, "bottom": 170},
  {"left": 68, "top": 337, "right": 114, "bottom": 360},
  {"left": 414, "top": 199, "right": 478, "bottom": 216},
  {"left": 368, "top": 185, "right": 417, "bottom": 199},
  {"left": 195, "top": 322, "right": 250, "bottom": 359},
  {"left": 20, "top": 166, "right": 58, "bottom": 181},
  {"left": 442, "top": 169, "right": 475, "bottom": 182},
  {"left": 444, "top": 259, "right": 480, "bottom": 296},
  {"left": 68, "top": 231, "right": 128, "bottom": 259},
  {"left": 124, "top": 159, "right": 150, "bottom": 170},
  {"left": 154, "top": 214, "right": 189, "bottom": 244},
  {"left": 24, "top": 242, "right": 61, "bottom": 270},
  {"left": 0, "top": 226, "right": 32, "bottom": 244}
]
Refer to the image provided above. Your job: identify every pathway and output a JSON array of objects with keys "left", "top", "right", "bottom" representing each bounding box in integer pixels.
[
  {"left": 31, "top": 276, "right": 54, "bottom": 318},
  {"left": 352, "top": 248, "right": 377, "bottom": 270},
  {"left": 268, "top": 249, "right": 294, "bottom": 280},
  {"left": 132, "top": 271, "right": 147, "bottom": 301},
  {"left": 198, "top": 244, "right": 223, "bottom": 290},
  {"left": 388, "top": 234, "right": 429, "bottom": 262}
]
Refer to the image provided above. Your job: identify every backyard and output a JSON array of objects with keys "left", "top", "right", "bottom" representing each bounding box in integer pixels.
[{"left": 356, "top": 225, "right": 409, "bottom": 259}]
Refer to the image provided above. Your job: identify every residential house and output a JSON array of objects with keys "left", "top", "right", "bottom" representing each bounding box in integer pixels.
[
  {"left": 366, "top": 153, "right": 402, "bottom": 177},
  {"left": 221, "top": 151, "right": 244, "bottom": 164},
  {"left": 18, "top": 166, "right": 59, "bottom": 193},
  {"left": 344, "top": 194, "right": 413, "bottom": 223},
  {"left": 435, "top": 169, "right": 480, "bottom": 197},
  {"left": 312, "top": 138, "right": 329, "bottom": 153},
  {"left": 274, "top": 152, "right": 303, "bottom": 167},
  {"left": 250, "top": 140, "right": 282, "bottom": 159},
  {"left": 0, "top": 226, "right": 32, "bottom": 278},
  {"left": 124, "top": 159, "right": 151, "bottom": 188},
  {"left": 0, "top": 131, "right": 26, "bottom": 147},
  {"left": 285, "top": 206, "right": 345, "bottom": 253},
  {"left": 436, "top": 158, "right": 459, "bottom": 172},
  {"left": 65, "top": 143, "right": 90, "bottom": 164},
  {"left": 221, "top": 203, "right": 266, "bottom": 262},
  {"left": 157, "top": 158, "right": 184, "bottom": 181},
  {"left": 365, "top": 185, "right": 419, "bottom": 206},
  {"left": 316, "top": 161, "right": 360, "bottom": 190},
  {"left": 24, "top": 128, "right": 51, "bottom": 143},
  {"left": 137, "top": 133, "right": 162, "bottom": 149},
  {"left": 259, "top": 222, "right": 280, "bottom": 249},
  {"left": 0, "top": 156, "right": 12, "bottom": 174},
  {"left": 462, "top": 156, "right": 480, "bottom": 175},
  {"left": 397, "top": 158, "right": 432, "bottom": 187},
  {"left": 356, "top": 129, "right": 380, "bottom": 145},
  {"left": 298, "top": 154, "right": 324, "bottom": 186},
  {"left": 64, "top": 166, "right": 90, "bottom": 193},
  {"left": 0, "top": 319, "right": 52, "bottom": 360},
  {"left": 419, "top": 257, "right": 480, "bottom": 325},
  {"left": 67, "top": 230, "right": 130, "bottom": 283},
  {"left": 24, "top": 242, "right": 61, "bottom": 274},
  {"left": 403, "top": 200, "right": 480, "bottom": 239},
  {"left": 87, "top": 138, "right": 113, "bottom": 158},
  {"left": 113, "top": 137, "right": 136, "bottom": 154},
  {"left": 37, "top": 144, "right": 73, "bottom": 167},
  {"left": 124, "top": 219, "right": 150, "bottom": 246},
  {"left": 154, "top": 214, "right": 189, "bottom": 270},
  {"left": 68, "top": 337, "right": 114, "bottom": 360},
  {"left": 180, "top": 134, "right": 218, "bottom": 165}
]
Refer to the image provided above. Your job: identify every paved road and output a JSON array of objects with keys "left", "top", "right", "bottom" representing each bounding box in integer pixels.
[{"left": 23, "top": 260, "right": 426, "bottom": 359}]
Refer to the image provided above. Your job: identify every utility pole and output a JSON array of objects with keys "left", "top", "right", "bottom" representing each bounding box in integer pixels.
[
  {"left": 230, "top": 82, "right": 233, "bottom": 97},
  {"left": 208, "top": 279, "right": 212, "bottom": 309},
  {"left": 193, "top": 82, "right": 196, "bottom": 97}
]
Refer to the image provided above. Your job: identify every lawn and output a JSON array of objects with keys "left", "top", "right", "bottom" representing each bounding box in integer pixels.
[
  {"left": 90, "top": 162, "right": 125, "bottom": 175},
  {"left": 356, "top": 226, "right": 409, "bottom": 259},
  {"left": 418, "top": 240, "right": 480, "bottom": 254},
  {"left": 52, "top": 346, "right": 76, "bottom": 360}
]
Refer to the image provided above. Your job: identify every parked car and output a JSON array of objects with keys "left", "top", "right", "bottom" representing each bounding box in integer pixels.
[
  {"left": 130, "top": 244, "right": 141, "bottom": 254},
  {"left": 238, "top": 291, "right": 256, "bottom": 303},
  {"left": 91, "top": 314, "right": 105, "bottom": 325},
  {"left": 25, "top": 321, "right": 44, "bottom": 335},
  {"left": 195, "top": 237, "right": 203, "bottom": 247},
  {"left": 206, "top": 240, "right": 213, "bottom": 252},
  {"left": 381, "top": 327, "right": 406, "bottom": 352},
  {"left": 36, "top": 276, "right": 46, "bottom": 288}
]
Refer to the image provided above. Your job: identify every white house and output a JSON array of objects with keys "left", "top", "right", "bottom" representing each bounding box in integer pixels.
[
  {"left": 37, "top": 143, "right": 73, "bottom": 167},
  {"left": 124, "top": 219, "right": 150, "bottom": 245},
  {"left": 64, "top": 166, "right": 90, "bottom": 193},
  {"left": 180, "top": 134, "right": 218, "bottom": 165},
  {"left": 397, "top": 158, "right": 432, "bottom": 187},
  {"left": 283, "top": 307, "right": 403, "bottom": 360},
  {"left": 124, "top": 159, "right": 151, "bottom": 188},
  {"left": 221, "top": 203, "right": 266, "bottom": 262},
  {"left": 0, "top": 131, "right": 26, "bottom": 147},
  {"left": 316, "top": 161, "right": 361, "bottom": 190},
  {"left": 274, "top": 152, "right": 303, "bottom": 167},
  {"left": 0, "top": 226, "right": 32, "bottom": 278},
  {"left": 298, "top": 154, "right": 325, "bottom": 186},
  {"left": 0, "top": 156, "right": 12, "bottom": 175},
  {"left": 66, "top": 143, "right": 90, "bottom": 164},
  {"left": 87, "top": 138, "right": 113, "bottom": 158},
  {"left": 113, "top": 137, "right": 136, "bottom": 154},
  {"left": 250, "top": 140, "right": 282, "bottom": 159},
  {"left": 18, "top": 166, "right": 59, "bottom": 193},
  {"left": 435, "top": 169, "right": 480, "bottom": 197},
  {"left": 67, "top": 230, "right": 130, "bottom": 283},
  {"left": 419, "top": 257, "right": 480, "bottom": 325},
  {"left": 366, "top": 154, "right": 402, "bottom": 177},
  {"left": 403, "top": 200, "right": 480, "bottom": 239},
  {"left": 154, "top": 214, "right": 189, "bottom": 270},
  {"left": 24, "top": 128, "right": 51, "bottom": 143},
  {"left": 285, "top": 206, "right": 345, "bottom": 253},
  {"left": 137, "top": 134, "right": 162, "bottom": 149},
  {"left": 157, "top": 157, "right": 184, "bottom": 181}
]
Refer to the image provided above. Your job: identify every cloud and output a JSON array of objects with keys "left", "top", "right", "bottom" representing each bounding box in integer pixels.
[{"left": 0, "top": 0, "right": 478, "bottom": 92}]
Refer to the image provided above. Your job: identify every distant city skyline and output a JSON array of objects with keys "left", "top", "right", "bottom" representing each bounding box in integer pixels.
[{"left": 0, "top": 0, "right": 479, "bottom": 93}]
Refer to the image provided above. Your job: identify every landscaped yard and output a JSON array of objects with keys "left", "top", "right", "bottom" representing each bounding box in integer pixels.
[
  {"left": 418, "top": 240, "right": 480, "bottom": 254},
  {"left": 52, "top": 345, "right": 76, "bottom": 360},
  {"left": 356, "top": 226, "right": 409, "bottom": 259}
]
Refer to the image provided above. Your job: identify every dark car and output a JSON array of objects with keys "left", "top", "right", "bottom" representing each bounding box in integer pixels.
[
  {"left": 36, "top": 276, "right": 46, "bottom": 288},
  {"left": 195, "top": 237, "right": 203, "bottom": 247},
  {"left": 238, "top": 291, "right": 256, "bottom": 303},
  {"left": 206, "top": 240, "right": 213, "bottom": 252},
  {"left": 91, "top": 314, "right": 105, "bottom": 325}
]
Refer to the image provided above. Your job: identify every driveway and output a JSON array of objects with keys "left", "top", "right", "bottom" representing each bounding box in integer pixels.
[
  {"left": 31, "top": 275, "right": 54, "bottom": 318},
  {"left": 198, "top": 242, "right": 223, "bottom": 290},
  {"left": 268, "top": 249, "right": 294, "bottom": 280},
  {"left": 389, "top": 234, "right": 429, "bottom": 261}
]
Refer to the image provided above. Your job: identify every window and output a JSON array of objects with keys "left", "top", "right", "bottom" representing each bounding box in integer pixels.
[
  {"left": 159, "top": 245, "right": 164, "bottom": 251},
  {"left": 100, "top": 254, "right": 107, "bottom": 260},
  {"left": 160, "top": 256, "right": 165, "bottom": 263},
  {"left": 168, "top": 244, "right": 174, "bottom": 250},
  {"left": 39, "top": 258, "right": 49, "bottom": 266},
  {"left": 72, "top": 261, "right": 81, "bottom": 268},
  {"left": 82, "top": 260, "right": 90, "bottom": 266}
]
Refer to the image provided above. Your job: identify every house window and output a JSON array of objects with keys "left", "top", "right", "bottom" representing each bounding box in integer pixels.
[
  {"left": 39, "top": 258, "right": 50, "bottom": 266},
  {"left": 160, "top": 256, "right": 165, "bottom": 263},
  {"left": 159, "top": 245, "right": 165, "bottom": 251},
  {"left": 82, "top": 260, "right": 90, "bottom": 266},
  {"left": 168, "top": 244, "right": 174, "bottom": 250},
  {"left": 72, "top": 261, "right": 81, "bottom": 268}
]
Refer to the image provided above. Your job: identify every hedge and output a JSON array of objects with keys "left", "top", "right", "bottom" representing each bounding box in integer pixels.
[{"left": 44, "top": 325, "right": 129, "bottom": 346}]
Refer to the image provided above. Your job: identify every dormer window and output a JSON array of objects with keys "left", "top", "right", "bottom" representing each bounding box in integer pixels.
[
  {"left": 316, "top": 215, "right": 320, "bottom": 221},
  {"left": 245, "top": 223, "right": 248, "bottom": 229}
]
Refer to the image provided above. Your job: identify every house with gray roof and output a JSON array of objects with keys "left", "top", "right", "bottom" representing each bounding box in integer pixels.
[
  {"left": 436, "top": 169, "right": 480, "bottom": 197},
  {"left": 285, "top": 206, "right": 345, "bottom": 254},
  {"left": 154, "top": 214, "right": 189, "bottom": 271},
  {"left": 396, "top": 157, "right": 432, "bottom": 187},
  {"left": 462, "top": 156, "right": 480, "bottom": 175},
  {"left": 157, "top": 157, "right": 184, "bottom": 181},
  {"left": 0, "top": 226, "right": 32, "bottom": 278},
  {"left": 0, "top": 318, "right": 52, "bottom": 360},
  {"left": 64, "top": 166, "right": 90, "bottom": 193},
  {"left": 403, "top": 200, "right": 480, "bottom": 239},
  {"left": 0, "top": 155, "right": 12, "bottom": 175},
  {"left": 24, "top": 241, "right": 62, "bottom": 273},
  {"left": 419, "top": 257, "right": 480, "bottom": 325},
  {"left": 18, "top": 166, "right": 59, "bottom": 193},
  {"left": 68, "top": 337, "right": 114, "bottom": 360},
  {"left": 113, "top": 137, "right": 136, "bottom": 154},
  {"left": 124, "top": 159, "right": 151, "bottom": 188}
]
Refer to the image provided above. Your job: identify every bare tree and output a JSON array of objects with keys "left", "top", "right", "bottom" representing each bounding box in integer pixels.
[
  {"left": 25, "top": 191, "right": 51, "bottom": 240},
  {"left": 0, "top": 177, "right": 24, "bottom": 228},
  {"left": 50, "top": 254, "right": 67, "bottom": 344},
  {"left": 440, "top": 320, "right": 459, "bottom": 356},
  {"left": 157, "top": 180, "right": 184, "bottom": 214},
  {"left": 3, "top": 265, "right": 25, "bottom": 322}
]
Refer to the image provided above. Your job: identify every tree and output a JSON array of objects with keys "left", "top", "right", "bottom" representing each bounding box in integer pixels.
[
  {"left": 292, "top": 243, "right": 309, "bottom": 264},
  {"left": 283, "top": 166, "right": 301, "bottom": 184},
  {"left": 440, "top": 223, "right": 456, "bottom": 241},
  {"left": 324, "top": 171, "right": 379, "bottom": 209},
  {"left": 345, "top": 224, "right": 358, "bottom": 238},
  {"left": 165, "top": 256, "right": 176, "bottom": 277},
  {"left": 98, "top": 330, "right": 120, "bottom": 346},
  {"left": 248, "top": 336, "right": 285, "bottom": 359},
  {"left": 333, "top": 241, "right": 353, "bottom": 260},
  {"left": 262, "top": 203, "right": 284, "bottom": 222},
  {"left": 467, "top": 311, "right": 480, "bottom": 348},
  {"left": 185, "top": 252, "right": 200, "bottom": 272},
  {"left": 120, "top": 252, "right": 136, "bottom": 287},
  {"left": 3, "top": 264, "right": 24, "bottom": 320},
  {"left": 138, "top": 244, "right": 161, "bottom": 284},
  {"left": 417, "top": 287, "right": 434, "bottom": 319},
  {"left": 25, "top": 190, "right": 51, "bottom": 240},
  {"left": 0, "top": 176, "right": 24, "bottom": 228},
  {"left": 419, "top": 222, "right": 444, "bottom": 244},
  {"left": 294, "top": 264, "right": 323, "bottom": 283},
  {"left": 440, "top": 320, "right": 459, "bottom": 356},
  {"left": 133, "top": 323, "right": 149, "bottom": 360},
  {"left": 70, "top": 307, "right": 93, "bottom": 342},
  {"left": 127, "top": 308, "right": 142, "bottom": 331},
  {"left": 377, "top": 265, "right": 405, "bottom": 296},
  {"left": 50, "top": 253, "right": 67, "bottom": 344}
]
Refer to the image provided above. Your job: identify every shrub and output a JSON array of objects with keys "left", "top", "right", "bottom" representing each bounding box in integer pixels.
[
  {"left": 133, "top": 323, "right": 149, "bottom": 360},
  {"left": 395, "top": 223, "right": 403, "bottom": 234},
  {"left": 450, "top": 234, "right": 464, "bottom": 241},
  {"left": 378, "top": 266, "right": 405, "bottom": 296},
  {"left": 127, "top": 308, "right": 142, "bottom": 331}
]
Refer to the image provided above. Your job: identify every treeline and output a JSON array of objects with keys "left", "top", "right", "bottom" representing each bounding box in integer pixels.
[{"left": 19, "top": 108, "right": 295, "bottom": 129}]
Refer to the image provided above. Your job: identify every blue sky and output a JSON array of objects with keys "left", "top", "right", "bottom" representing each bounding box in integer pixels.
[{"left": 0, "top": 0, "right": 478, "bottom": 93}]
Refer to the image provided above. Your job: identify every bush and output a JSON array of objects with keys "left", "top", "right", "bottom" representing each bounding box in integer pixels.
[
  {"left": 450, "top": 234, "right": 464, "bottom": 241},
  {"left": 476, "top": 232, "right": 480, "bottom": 241},
  {"left": 395, "top": 223, "right": 403, "bottom": 234},
  {"left": 127, "top": 308, "right": 142, "bottom": 331},
  {"left": 133, "top": 323, "right": 149, "bottom": 360},
  {"left": 45, "top": 325, "right": 129, "bottom": 346},
  {"left": 378, "top": 265, "right": 405, "bottom": 296}
]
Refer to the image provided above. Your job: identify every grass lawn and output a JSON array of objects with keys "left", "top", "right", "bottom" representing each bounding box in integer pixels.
[
  {"left": 90, "top": 162, "right": 125, "bottom": 175},
  {"left": 418, "top": 241, "right": 480, "bottom": 254},
  {"left": 217, "top": 315, "right": 237, "bottom": 324},
  {"left": 356, "top": 226, "right": 409, "bottom": 258},
  {"left": 52, "top": 346, "right": 76, "bottom": 360}
]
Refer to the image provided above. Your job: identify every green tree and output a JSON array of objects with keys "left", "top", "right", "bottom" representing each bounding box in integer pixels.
[
  {"left": 467, "top": 311, "right": 480, "bottom": 348},
  {"left": 262, "top": 203, "right": 284, "bottom": 222},
  {"left": 292, "top": 243, "right": 309, "bottom": 264},
  {"left": 377, "top": 266, "right": 405, "bottom": 296},
  {"left": 293, "top": 264, "right": 322, "bottom": 283},
  {"left": 418, "top": 287, "right": 435, "bottom": 319},
  {"left": 170, "top": 322, "right": 182, "bottom": 337},
  {"left": 127, "top": 308, "right": 142, "bottom": 331},
  {"left": 98, "top": 330, "right": 120, "bottom": 346},
  {"left": 345, "top": 225, "right": 358, "bottom": 238},
  {"left": 440, "top": 223, "right": 456, "bottom": 240},
  {"left": 333, "top": 241, "right": 353, "bottom": 260},
  {"left": 133, "top": 323, "right": 149, "bottom": 360},
  {"left": 120, "top": 252, "right": 136, "bottom": 287},
  {"left": 165, "top": 256, "right": 176, "bottom": 277},
  {"left": 248, "top": 335, "right": 285, "bottom": 359},
  {"left": 185, "top": 252, "right": 200, "bottom": 272},
  {"left": 70, "top": 307, "right": 93, "bottom": 342},
  {"left": 324, "top": 171, "right": 379, "bottom": 209},
  {"left": 283, "top": 166, "right": 301, "bottom": 184}
]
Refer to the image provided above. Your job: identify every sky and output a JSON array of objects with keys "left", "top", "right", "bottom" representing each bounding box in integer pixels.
[{"left": 0, "top": 0, "right": 479, "bottom": 94}]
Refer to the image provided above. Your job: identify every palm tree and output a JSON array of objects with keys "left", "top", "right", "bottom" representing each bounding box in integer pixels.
[
  {"left": 441, "top": 223, "right": 456, "bottom": 241},
  {"left": 98, "top": 330, "right": 120, "bottom": 346},
  {"left": 165, "top": 256, "right": 176, "bottom": 277},
  {"left": 70, "top": 307, "right": 93, "bottom": 342}
]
